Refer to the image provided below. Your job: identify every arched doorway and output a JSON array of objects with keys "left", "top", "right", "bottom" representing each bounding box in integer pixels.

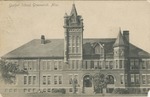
[
  {"left": 106, "top": 75, "right": 115, "bottom": 93},
  {"left": 83, "top": 75, "right": 93, "bottom": 94},
  {"left": 106, "top": 75, "right": 115, "bottom": 84}
]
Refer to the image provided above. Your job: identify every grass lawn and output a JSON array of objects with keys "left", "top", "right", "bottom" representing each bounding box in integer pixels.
[{"left": 1, "top": 93, "right": 147, "bottom": 97}]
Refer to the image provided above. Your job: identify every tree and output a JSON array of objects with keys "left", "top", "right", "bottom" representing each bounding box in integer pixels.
[
  {"left": 93, "top": 73, "right": 109, "bottom": 93},
  {"left": 72, "top": 77, "right": 78, "bottom": 94},
  {"left": 0, "top": 59, "right": 19, "bottom": 84}
]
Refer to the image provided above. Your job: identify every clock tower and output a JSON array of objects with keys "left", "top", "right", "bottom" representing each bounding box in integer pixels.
[{"left": 64, "top": 4, "right": 84, "bottom": 62}]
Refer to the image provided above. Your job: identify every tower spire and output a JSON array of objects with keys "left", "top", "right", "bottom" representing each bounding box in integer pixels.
[
  {"left": 70, "top": 3, "right": 77, "bottom": 16},
  {"left": 113, "top": 28, "right": 125, "bottom": 47}
]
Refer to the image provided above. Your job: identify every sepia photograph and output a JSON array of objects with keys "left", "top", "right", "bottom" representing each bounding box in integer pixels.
[{"left": 0, "top": 0, "right": 150, "bottom": 97}]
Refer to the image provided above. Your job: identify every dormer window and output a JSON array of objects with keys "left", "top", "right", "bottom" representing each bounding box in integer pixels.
[{"left": 94, "top": 43, "right": 104, "bottom": 55}]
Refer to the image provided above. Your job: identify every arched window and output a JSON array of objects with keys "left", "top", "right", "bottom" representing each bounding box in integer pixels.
[
  {"left": 72, "top": 36, "right": 75, "bottom": 46},
  {"left": 68, "top": 35, "right": 71, "bottom": 47},
  {"left": 83, "top": 75, "right": 92, "bottom": 87},
  {"left": 76, "top": 36, "right": 80, "bottom": 47},
  {"left": 106, "top": 75, "right": 114, "bottom": 84},
  {"left": 76, "top": 36, "right": 80, "bottom": 53}
]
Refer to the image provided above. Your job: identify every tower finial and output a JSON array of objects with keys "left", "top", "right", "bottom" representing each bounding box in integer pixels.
[{"left": 70, "top": 3, "right": 77, "bottom": 16}]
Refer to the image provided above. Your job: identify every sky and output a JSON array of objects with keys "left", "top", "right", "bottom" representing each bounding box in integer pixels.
[{"left": 0, "top": 1, "right": 150, "bottom": 57}]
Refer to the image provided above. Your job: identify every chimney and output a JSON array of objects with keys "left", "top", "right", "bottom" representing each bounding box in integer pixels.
[
  {"left": 123, "top": 30, "right": 129, "bottom": 43},
  {"left": 41, "top": 35, "right": 45, "bottom": 44}
]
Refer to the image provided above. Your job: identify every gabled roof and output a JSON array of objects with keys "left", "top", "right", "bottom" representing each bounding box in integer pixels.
[
  {"left": 1, "top": 38, "right": 150, "bottom": 59},
  {"left": 113, "top": 30, "right": 126, "bottom": 47}
]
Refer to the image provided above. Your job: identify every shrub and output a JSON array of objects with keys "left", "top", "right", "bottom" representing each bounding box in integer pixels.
[
  {"left": 113, "top": 88, "right": 148, "bottom": 94},
  {"left": 52, "top": 88, "right": 66, "bottom": 94},
  {"left": 112, "top": 88, "right": 129, "bottom": 94}
]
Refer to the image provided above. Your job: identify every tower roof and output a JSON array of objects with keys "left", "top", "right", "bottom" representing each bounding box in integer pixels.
[
  {"left": 70, "top": 4, "right": 78, "bottom": 16},
  {"left": 113, "top": 29, "right": 126, "bottom": 47}
]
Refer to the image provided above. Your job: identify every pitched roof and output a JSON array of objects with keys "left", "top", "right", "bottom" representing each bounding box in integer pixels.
[
  {"left": 113, "top": 31, "right": 126, "bottom": 47},
  {"left": 1, "top": 38, "right": 150, "bottom": 59},
  {"left": 2, "top": 39, "right": 64, "bottom": 59}
]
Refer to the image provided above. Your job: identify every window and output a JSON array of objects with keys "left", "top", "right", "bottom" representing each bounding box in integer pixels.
[
  {"left": 76, "top": 36, "right": 80, "bottom": 53},
  {"left": 105, "top": 61, "right": 109, "bottom": 69},
  {"left": 130, "top": 59, "right": 134, "bottom": 70},
  {"left": 147, "top": 75, "right": 150, "bottom": 84},
  {"left": 54, "top": 61, "right": 58, "bottom": 70},
  {"left": 85, "top": 61, "right": 88, "bottom": 69},
  {"left": 76, "top": 60, "right": 79, "bottom": 70},
  {"left": 99, "top": 61, "right": 102, "bottom": 69},
  {"left": 120, "top": 75, "right": 124, "bottom": 84},
  {"left": 32, "top": 61, "right": 36, "bottom": 71},
  {"left": 95, "top": 45, "right": 100, "bottom": 54},
  {"left": 134, "top": 59, "right": 139, "bottom": 69},
  {"left": 148, "top": 61, "right": 150, "bottom": 70},
  {"left": 47, "top": 61, "right": 51, "bottom": 70},
  {"left": 42, "top": 61, "right": 46, "bottom": 70},
  {"left": 107, "top": 75, "right": 114, "bottom": 84},
  {"left": 33, "top": 76, "right": 36, "bottom": 85},
  {"left": 28, "top": 61, "right": 32, "bottom": 70},
  {"left": 43, "top": 88, "right": 46, "bottom": 92},
  {"left": 23, "top": 61, "right": 28, "bottom": 70},
  {"left": 125, "top": 74, "right": 127, "bottom": 84},
  {"left": 87, "top": 61, "right": 91, "bottom": 69},
  {"left": 59, "top": 76, "right": 62, "bottom": 84},
  {"left": 130, "top": 59, "right": 139, "bottom": 70},
  {"left": 14, "top": 89, "right": 17, "bottom": 92},
  {"left": 43, "top": 76, "right": 46, "bottom": 85},
  {"left": 74, "top": 75, "right": 78, "bottom": 84},
  {"left": 135, "top": 74, "right": 140, "bottom": 84},
  {"left": 141, "top": 61, "right": 146, "bottom": 69},
  {"left": 72, "top": 36, "right": 75, "bottom": 47},
  {"left": 94, "top": 61, "right": 98, "bottom": 69},
  {"left": 72, "top": 47, "right": 75, "bottom": 53},
  {"left": 47, "top": 76, "right": 51, "bottom": 85},
  {"left": 24, "top": 89, "right": 27, "bottom": 92},
  {"left": 24, "top": 76, "right": 27, "bottom": 85},
  {"left": 28, "top": 88, "right": 31, "bottom": 92},
  {"left": 9, "top": 89, "right": 12, "bottom": 92},
  {"left": 119, "top": 60, "right": 123, "bottom": 69},
  {"left": 83, "top": 75, "right": 92, "bottom": 87},
  {"left": 69, "top": 75, "right": 73, "bottom": 84},
  {"left": 116, "top": 60, "right": 119, "bottom": 69},
  {"left": 58, "top": 61, "right": 62, "bottom": 70},
  {"left": 54, "top": 76, "right": 57, "bottom": 84},
  {"left": 131, "top": 74, "right": 134, "bottom": 84},
  {"left": 69, "top": 35, "right": 71, "bottom": 47},
  {"left": 68, "top": 61, "right": 71, "bottom": 69},
  {"left": 69, "top": 88, "right": 73, "bottom": 92},
  {"left": 69, "top": 47, "right": 71, "bottom": 53},
  {"left": 33, "top": 88, "right": 36, "bottom": 92},
  {"left": 76, "top": 47, "right": 79, "bottom": 53},
  {"left": 142, "top": 74, "right": 146, "bottom": 84},
  {"left": 28, "top": 76, "right": 32, "bottom": 85},
  {"left": 47, "top": 88, "right": 51, "bottom": 92},
  {"left": 72, "top": 60, "right": 75, "bottom": 69},
  {"left": 76, "top": 36, "right": 80, "bottom": 47},
  {"left": 91, "top": 61, "right": 94, "bottom": 69}
]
